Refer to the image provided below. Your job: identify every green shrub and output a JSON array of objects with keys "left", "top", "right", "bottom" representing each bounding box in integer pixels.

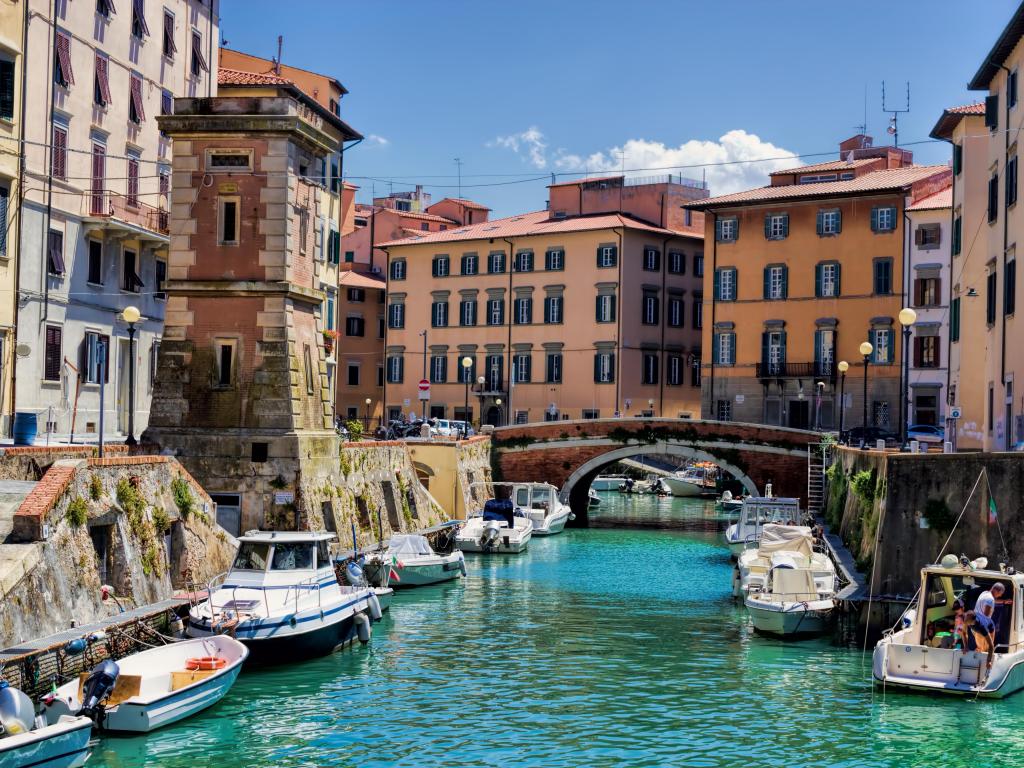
[
  {"left": 345, "top": 420, "right": 364, "bottom": 441},
  {"left": 141, "top": 544, "right": 160, "bottom": 577},
  {"left": 171, "top": 477, "right": 194, "bottom": 518},
  {"left": 117, "top": 478, "right": 147, "bottom": 534},
  {"left": 923, "top": 498, "right": 956, "bottom": 532},
  {"left": 66, "top": 497, "right": 88, "bottom": 527},
  {"left": 89, "top": 474, "right": 103, "bottom": 501},
  {"left": 851, "top": 469, "right": 876, "bottom": 505},
  {"left": 152, "top": 507, "right": 171, "bottom": 535}
]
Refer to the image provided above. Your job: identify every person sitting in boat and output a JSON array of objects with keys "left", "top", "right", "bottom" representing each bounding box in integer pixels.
[
  {"left": 965, "top": 610, "right": 996, "bottom": 671},
  {"left": 951, "top": 599, "right": 968, "bottom": 650}
]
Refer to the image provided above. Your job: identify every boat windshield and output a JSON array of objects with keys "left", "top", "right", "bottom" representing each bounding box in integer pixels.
[
  {"left": 742, "top": 502, "right": 799, "bottom": 527},
  {"left": 271, "top": 542, "right": 315, "bottom": 570},
  {"left": 921, "top": 572, "right": 1014, "bottom": 651},
  {"left": 233, "top": 542, "right": 271, "bottom": 571}
]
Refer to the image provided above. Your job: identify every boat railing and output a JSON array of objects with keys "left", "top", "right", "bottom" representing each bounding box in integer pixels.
[
  {"left": 205, "top": 571, "right": 271, "bottom": 620},
  {"left": 285, "top": 575, "right": 323, "bottom": 616}
]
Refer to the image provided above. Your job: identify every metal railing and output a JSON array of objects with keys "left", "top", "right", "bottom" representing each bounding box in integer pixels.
[
  {"left": 755, "top": 361, "right": 837, "bottom": 381},
  {"left": 87, "top": 189, "right": 169, "bottom": 236}
]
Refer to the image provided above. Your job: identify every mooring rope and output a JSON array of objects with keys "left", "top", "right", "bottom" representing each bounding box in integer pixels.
[{"left": 982, "top": 469, "right": 1009, "bottom": 565}]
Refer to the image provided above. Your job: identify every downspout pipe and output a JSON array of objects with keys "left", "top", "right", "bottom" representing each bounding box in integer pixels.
[
  {"left": 658, "top": 234, "right": 672, "bottom": 417},
  {"left": 380, "top": 244, "right": 389, "bottom": 425},
  {"left": 944, "top": 138, "right": 957, "bottom": 414},
  {"left": 997, "top": 63, "right": 1012, "bottom": 389},
  {"left": 613, "top": 227, "right": 623, "bottom": 417},
  {"left": 502, "top": 237, "right": 514, "bottom": 424},
  {"left": 11, "top": 0, "right": 29, "bottom": 433},
  {"left": 902, "top": 205, "right": 912, "bottom": 441},
  {"left": 708, "top": 211, "right": 718, "bottom": 418}
]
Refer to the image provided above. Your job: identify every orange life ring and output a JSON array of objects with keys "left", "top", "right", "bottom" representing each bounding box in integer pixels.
[{"left": 186, "top": 656, "right": 227, "bottom": 671}]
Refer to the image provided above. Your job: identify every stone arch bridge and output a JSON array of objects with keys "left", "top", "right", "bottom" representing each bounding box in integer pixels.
[{"left": 490, "top": 418, "right": 819, "bottom": 523}]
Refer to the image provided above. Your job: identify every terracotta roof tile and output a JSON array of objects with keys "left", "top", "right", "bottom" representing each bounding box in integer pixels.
[
  {"left": 930, "top": 103, "right": 987, "bottom": 140},
  {"left": 907, "top": 186, "right": 953, "bottom": 211},
  {"left": 352, "top": 205, "right": 457, "bottom": 225},
  {"left": 339, "top": 271, "right": 385, "bottom": 289},
  {"left": 217, "top": 67, "right": 292, "bottom": 86},
  {"left": 687, "top": 165, "right": 951, "bottom": 209},
  {"left": 438, "top": 198, "right": 491, "bottom": 210},
  {"left": 946, "top": 102, "right": 986, "bottom": 115},
  {"left": 769, "top": 158, "right": 878, "bottom": 176}
]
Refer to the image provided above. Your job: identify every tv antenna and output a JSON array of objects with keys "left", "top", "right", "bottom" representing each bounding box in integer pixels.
[
  {"left": 882, "top": 81, "right": 910, "bottom": 148},
  {"left": 454, "top": 157, "right": 463, "bottom": 199}
]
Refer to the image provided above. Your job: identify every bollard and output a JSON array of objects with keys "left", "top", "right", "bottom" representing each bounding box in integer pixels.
[{"left": 944, "top": 441, "right": 953, "bottom": 454}]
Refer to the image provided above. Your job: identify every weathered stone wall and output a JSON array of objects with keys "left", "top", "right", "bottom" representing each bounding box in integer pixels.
[
  {"left": 825, "top": 447, "right": 1024, "bottom": 595},
  {"left": 406, "top": 437, "right": 492, "bottom": 521}
]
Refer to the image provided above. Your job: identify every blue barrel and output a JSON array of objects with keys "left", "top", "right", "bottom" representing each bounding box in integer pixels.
[{"left": 12, "top": 412, "right": 37, "bottom": 446}]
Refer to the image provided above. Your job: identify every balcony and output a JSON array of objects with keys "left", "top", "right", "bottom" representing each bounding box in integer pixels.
[
  {"left": 755, "top": 361, "right": 836, "bottom": 381},
  {"left": 82, "top": 190, "right": 169, "bottom": 244}
]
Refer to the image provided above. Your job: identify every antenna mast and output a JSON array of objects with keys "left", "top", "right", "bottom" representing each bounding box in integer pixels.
[
  {"left": 882, "top": 81, "right": 910, "bottom": 148},
  {"left": 454, "top": 157, "right": 463, "bottom": 199}
]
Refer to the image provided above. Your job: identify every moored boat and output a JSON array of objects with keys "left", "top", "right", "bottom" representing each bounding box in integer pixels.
[
  {"left": 187, "top": 531, "right": 381, "bottom": 663},
  {"left": 733, "top": 524, "right": 835, "bottom": 598},
  {"left": 507, "top": 482, "right": 572, "bottom": 535},
  {"left": 367, "top": 534, "right": 466, "bottom": 588},
  {"left": 723, "top": 488, "right": 802, "bottom": 558},
  {"left": 591, "top": 474, "right": 628, "bottom": 491},
  {"left": 744, "top": 568, "right": 834, "bottom": 638},
  {"left": 662, "top": 464, "right": 718, "bottom": 497},
  {"left": 457, "top": 485, "right": 533, "bottom": 553},
  {"left": 1, "top": 684, "right": 92, "bottom": 768},
  {"left": 588, "top": 488, "right": 601, "bottom": 507},
  {"left": 716, "top": 490, "right": 744, "bottom": 514}
]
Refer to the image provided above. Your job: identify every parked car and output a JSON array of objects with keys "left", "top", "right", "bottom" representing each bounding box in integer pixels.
[
  {"left": 452, "top": 420, "right": 475, "bottom": 438},
  {"left": 430, "top": 419, "right": 456, "bottom": 437},
  {"left": 840, "top": 426, "right": 898, "bottom": 446},
  {"left": 907, "top": 424, "right": 945, "bottom": 444}
]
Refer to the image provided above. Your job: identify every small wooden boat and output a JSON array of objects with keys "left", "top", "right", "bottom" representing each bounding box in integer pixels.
[
  {"left": 45, "top": 635, "right": 247, "bottom": 733},
  {"left": 1, "top": 683, "right": 92, "bottom": 768}
]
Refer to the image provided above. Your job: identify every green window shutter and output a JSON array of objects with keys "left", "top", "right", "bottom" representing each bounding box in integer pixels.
[
  {"left": 760, "top": 332, "right": 769, "bottom": 367},
  {"left": 816, "top": 211, "right": 824, "bottom": 236},
  {"left": 712, "top": 335, "right": 721, "bottom": 365},
  {"left": 953, "top": 144, "right": 963, "bottom": 175},
  {"left": 814, "top": 330, "right": 822, "bottom": 364},
  {"left": 835, "top": 262, "right": 842, "bottom": 296},
  {"left": 608, "top": 353, "right": 615, "bottom": 381},
  {"left": 0, "top": 60, "right": 13, "bottom": 120},
  {"left": 781, "top": 266, "right": 788, "bottom": 298},
  {"left": 728, "top": 334, "right": 736, "bottom": 364},
  {"left": 714, "top": 219, "right": 722, "bottom": 242},
  {"left": 763, "top": 266, "right": 771, "bottom": 299},
  {"left": 886, "top": 330, "right": 895, "bottom": 363},
  {"left": 835, "top": 211, "right": 842, "bottom": 234},
  {"left": 951, "top": 297, "right": 961, "bottom": 341},
  {"left": 734, "top": 219, "right": 739, "bottom": 241},
  {"left": 431, "top": 258, "right": 438, "bottom": 277},
  {"left": 593, "top": 354, "right": 600, "bottom": 382},
  {"left": 985, "top": 94, "right": 999, "bottom": 129},
  {"left": 814, "top": 263, "right": 823, "bottom": 297},
  {"left": 0, "top": 186, "right": 7, "bottom": 256},
  {"left": 731, "top": 268, "right": 738, "bottom": 301},
  {"left": 596, "top": 246, "right": 603, "bottom": 267},
  {"left": 713, "top": 269, "right": 721, "bottom": 299},
  {"left": 611, "top": 246, "right": 618, "bottom": 266},
  {"left": 781, "top": 215, "right": 789, "bottom": 238},
  {"left": 953, "top": 217, "right": 962, "bottom": 255},
  {"left": 595, "top": 295, "right": 602, "bottom": 322},
  {"left": 870, "top": 207, "right": 879, "bottom": 232},
  {"left": 610, "top": 294, "right": 616, "bottom": 321},
  {"left": 764, "top": 214, "right": 771, "bottom": 239},
  {"left": 779, "top": 331, "right": 787, "bottom": 366}
]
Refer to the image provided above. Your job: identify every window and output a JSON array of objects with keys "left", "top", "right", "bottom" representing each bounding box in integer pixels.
[
  {"left": 431, "top": 255, "right": 450, "bottom": 277},
  {"left": 668, "top": 296, "right": 683, "bottom": 327},
  {"left": 387, "top": 355, "right": 404, "bottom": 384},
  {"left": 545, "top": 352, "right": 562, "bottom": 383},
  {"left": 460, "top": 299, "right": 477, "bottom": 327},
  {"left": 870, "top": 328, "right": 894, "bottom": 364},
  {"left": 715, "top": 267, "right": 737, "bottom": 301},
  {"left": 914, "top": 336, "right": 940, "bottom": 369},
  {"left": 430, "top": 355, "right": 447, "bottom": 384},
  {"left": 86, "top": 241, "right": 103, "bottom": 285},
  {"left": 713, "top": 332, "right": 735, "bottom": 366},
  {"left": 1011, "top": 69, "right": 1019, "bottom": 109},
  {"left": 47, "top": 230, "right": 65, "bottom": 275},
  {"left": 915, "top": 277, "right": 940, "bottom": 307},
  {"left": 763, "top": 265, "right": 787, "bottom": 300},
  {"left": 378, "top": 316, "right": 385, "bottom": 339},
  {"left": 90, "top": 143, "right": 105, "bottom": 214},
  {"left": 487, "top": 298, "right": 504, "bottom": 325},
  {"left": 96, "top": 0, "right": 114, "bottom": 18},
  {"left": 987, "top": 270, "right": 998, "bottom": 325},
  {"left": 488, "top": 252, "right": 506, "bottom": 273},
  {"left": 642, "top": 293, "right": 659, "bottom": 325},
  {"left": 642, "top": 353, "right": 659, "bottom": 385},
  {"left": 512, "top": 353, "right": 531, "bottom": 384},
  {"left": 764, "top": 213, "right": 789, "bottom": 240},
  {"left": 953, "top": 143, "right": 963, "bottom": 176},
  {"left": 950, "top": 297, "right": 961, "bottom": 342},
  {"left": 871, "top": 206, "right": 897, "bottom": 233},
  {"left": 694, "top": 254, "right": 704, "bottom": 277},
  {"left": 544, "top": 296, "right": 563, "bottom": 324},
  {"left": 431, "top": 300, "right": 448, "bottom": 328},
  {"left": 667, "top": 354, "right": 682, "bottom": 386},
  {"left": 347, "top": 364, "right": 359, "bottom": 386},
  {"left": 1008, "top": 155, "right": 1019, "bottom": 207},
  {"left": 989, "top": 173, "right": 999, "bottom": 223},
  {"left": 816, "top": 262, "right": 840, "bottom": 297},
  {"left": 218, "top": 198, "right": 239, "bottom": 245},
  {"left": 817, "top": 209, "right": 841, "bottom": 236},
  {"left": 51, "top": 124, "right": 68, "bottom": 180},
  {"left": 485, "top": 354, "right": 503, "bottom": 390},
  {"left": 44, "top": 326, "right": 62, "bottom": 381},
  {"left": 691, "top": 355, "right": 702, "bottom": 387},
  {"left": 347, "top": 288, "right": 365, "bottom": 302},
  {"left": 545, "top": 249, "right": 564, "bottom": 271},
  {"left": 94, "top": 54, "right": 112, "bottom": 107},
  {"left": 206, "top": 150, "right": 252, "bottom": 171},
  {"left": 190, "top": 30, "right": 208, "bottom": 77},
  {"left": 154, "top": 259, "right": 166, "bottom": 300},
  {"left": 162, "top": 10, "right": 176, "bottom": 58},
  {"left": 953, "top": 215, "right": 962, "bottom": 255},
  {"left": 716, "top": 399, "right": 732, "bottom": 421},
  {"left": 1007, "top": 259, "right": 1017, "bottom": 316},
  {"left": 513, "top": 296, "right": 532, "bottom": 324},
  {"left": 54, "top": 32, "right": 74, "bottom": 88},
  {"left": 514, "top": 251, "right": 533, "bottom": 272},
  {"left": 643, "top": 247, "right": 661, "bottom": 271},
  {"left": 693, "top": 297, "right": 703, "bottom": 329},
  {"left": 121, "top": 249, "right": 143, "bottom": 292},
  {"left": 324, "top": 230, "right": 339, "bottom": 264},
  {"left": 594, "top": 352, "right": 615, "bottom": 383},
  {"left": 126, "top": 155, "right": 139, "bottom": 206},
  {"left": 597, "top": 245, "right": 617, "bottom": 268},
  {"left": 668, "top": 251, "right": 685, "bottom": 274},
  {"left": 915, "top": 224, "right": 941, "bottom": 249},
  {"left": 762, "top": 330, "right": 785, "bottom": 374},
  {"left": 583, "top": 409, "right": 600, "bottom": 419},
  {"left": 303, "top": 345, "right": 315, "bottom": 394},
  {"left": 815, "top": 329, "right": 835, "bottom": 375},
  {"left": 461, "top": 254, "right": 478, "bottom": 275},
  {"left": 873, "top": 258, "right": 893, "bottom": 295},
  {"left": 131, "top": 0, "right": 149, "bottom": 38},
  {"left": 716, "top": 217, "right": 738, "bottom": 242},
  {"left": 345, "top": 317, "right": 365, "bottom": 337},
  {"left": 388, "top": 303, "right": 405, "bottom": 329},
  {"left": 390, "top": 260, "right": 406, "bottom": 280},
  {"left": 596, "top": 294, "right": 616, "bottom": 323},
  {"left": 83, "top": 331, "right": 110, "bottom": 384}
]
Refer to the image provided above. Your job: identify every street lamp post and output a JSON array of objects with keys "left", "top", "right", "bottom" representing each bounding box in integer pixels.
[
  {"left": 495, "top": 398, "right": 503, "bottom": 427},
  {"left": 859, "top": 341, "right": 874, "bottom": 446},
  {"left": 476, "top": 376, "right": 486, "bottom": 430},
  {"left": 461, "top": 356, "right": 472, "bottom": 438},
  {"left": 898, "top": 307, "right": 917, "bottom": 448},
  {"left": 364, "top": 397, "right": 372, "bottom": 432},
  {"left": 121, "top": 306, "right": 141, "bottom": 446},
  {"left": 837, "top": 361, "right": 849, "bottom": 437}
]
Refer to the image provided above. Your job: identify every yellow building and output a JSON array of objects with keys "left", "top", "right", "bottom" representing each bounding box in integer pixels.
[
  {"left": 380, "top": 176, "right": 707, "bottom": 426},
  {"left": 0, "top": 0, "right": 25, "bottom": 432},
  {"left": 687, "top": 136, "right": 950, "bottom": 434}
]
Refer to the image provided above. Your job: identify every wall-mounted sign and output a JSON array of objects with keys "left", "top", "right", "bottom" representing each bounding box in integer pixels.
[
  {"left": 735, "top": 394, "right": 745, "bottom": 404},
  {"left": 218, "top": 182, "right": 238, "bottom": 194},
  {"left": 950, "top": 407, "right": 962, "bottom": 419},
  {"left": 274, "top": 492, "right": 294, "bottom": 505}
]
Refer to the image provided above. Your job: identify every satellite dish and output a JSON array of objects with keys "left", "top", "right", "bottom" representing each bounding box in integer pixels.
[{"left": 15, "top": 344, "right": 31, "bottom": 358}]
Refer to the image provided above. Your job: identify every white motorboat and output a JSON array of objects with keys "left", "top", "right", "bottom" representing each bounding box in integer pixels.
[
  {"left": 588, "top": 488, "right": 601, "bottom": 507},
  {"left": 716, "top": 490, "right": 744, "bottom": 514},
  {"left": 663, "top": 464, "right": 718, "bottom": 497},
  {"left": 508, "top": 482, "right": 572, "bottom": 535},
  {"left": 723, "top": 487, "right": 802, "bottom": 558},
  {"left": 873, "top": 556, "right": 1024, "bottom": 698},
  {"left": 1, "top": 684, "right": 92, "bottom": 768},
  {"left": 367, "top": 534, "right": 466, "bottom": 588},
  {"left": 733, "top": 524, "right": 835, "bottom": 598},
  {"left": 187, "top": 531, "right": 382, "bottom": 663},
  {"left": 744, "top": 568, "right": 834, "bottom": 638},
  {"left": 457, "top": 485, "right": 535, "bottom": 553},
  {"left": 591, "top": 474, "right": 628, "bottom": 491},
  {"left": 45, "top": 635, "right": 247, "bottom": 733}
]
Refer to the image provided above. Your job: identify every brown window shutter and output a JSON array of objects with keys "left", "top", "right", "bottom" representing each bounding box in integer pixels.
[
  {"left": 913, "top": 337, "right": 922, "bottom": 367},
  {"left": 913, "top": 278, "right": 922, "bottom": 306}
]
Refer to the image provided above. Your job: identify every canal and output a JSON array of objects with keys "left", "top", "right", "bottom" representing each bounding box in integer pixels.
[{"left": 91, "top": 493, "right": 1024, "bottom": 767}]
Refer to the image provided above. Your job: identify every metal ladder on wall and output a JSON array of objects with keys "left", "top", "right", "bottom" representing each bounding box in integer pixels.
[{"left": 806, "top": 442, "right": 829, "bottom": 517}]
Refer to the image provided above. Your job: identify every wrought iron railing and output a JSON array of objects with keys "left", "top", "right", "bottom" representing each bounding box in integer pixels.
[
  {"left": 87, "top": 190, "right": 169, "bottom": 236},
  {"left": 755, "top": 361, "right": 836, "bottom": 381}
]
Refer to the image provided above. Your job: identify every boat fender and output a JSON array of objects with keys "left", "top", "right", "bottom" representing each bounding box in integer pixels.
[
  {"left": 346, "top": 561, "right": 366, "bottom": 587},
  {"left": 186, "top": 656, "right": 227, "bottom": 671},
  {"left": 65, "top": 638, "right": 87, "bottom": 655},
  {"left": 458, "top": 556, "right": 467, "bottom": 577},
  {"left": 169, "top": 617, "right": 185, "bottom": 637},
  {"left": 368, "top": 592, "right": 383, "bottom": 621},
  {"left": 354, "top": 612, "right": 372, "bottom": 644}
]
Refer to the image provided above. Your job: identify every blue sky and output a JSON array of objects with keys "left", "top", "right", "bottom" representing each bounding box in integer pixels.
[{"left": 221, "top": 0, "right": 1020, "bottom": 217}]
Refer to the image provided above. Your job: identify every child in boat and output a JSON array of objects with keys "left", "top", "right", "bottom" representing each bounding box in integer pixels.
[{"left": 951, "top": 599, "right": 967, "bottom": 650}]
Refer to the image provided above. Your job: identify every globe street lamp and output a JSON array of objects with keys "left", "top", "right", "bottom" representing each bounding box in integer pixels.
[
  {"left": 461, "top": 356, "right": 473, "bottom": 438},
  {"left": 859, "top": 341, "right": 874, "bottom": 446},
  {"left": 495, "top": 397, "right": 503, "bottom": 427},
  {"left": 121, "top": 306, "right": 141, "bottom": 446},
  {"left": 476, "top": 375, "right": 486, "bottom": 430},
  {"left": 364, "top": 397, "right": 372, "bottom": 432},
  {"left": 898, "top": 307, "right": 917, "bottom": 448},
  {"left": 837, "top": 361, "right": 849, "bottom": 437}
]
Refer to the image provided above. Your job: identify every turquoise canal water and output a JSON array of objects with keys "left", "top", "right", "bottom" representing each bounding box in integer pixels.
[{"left": 90, "top": 493, "right": 1024, "bottom": 768}]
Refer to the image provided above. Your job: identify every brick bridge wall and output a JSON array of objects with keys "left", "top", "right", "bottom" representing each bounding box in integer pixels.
[{"left": 491, "top": 419, "right": 815, "bottom": 520}]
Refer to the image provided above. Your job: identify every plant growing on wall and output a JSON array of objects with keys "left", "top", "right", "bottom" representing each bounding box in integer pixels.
[
  {"left": 922, "top": 498, "right": 956, "bottom": 533},
  {"left": 345, "top": 420, "right": 364, "bottom": 441},
  {"left": 89, "top": 474, "right": 103, "bottom": 501},
  {"left": 850, "top": 470, "right": 876, "bottom": 506},
  {"left": 66, "top": 497, "right": 88, "bottom": 527},
  {"left": 171, "top": 477, "right": 195, "bottom": 518}
]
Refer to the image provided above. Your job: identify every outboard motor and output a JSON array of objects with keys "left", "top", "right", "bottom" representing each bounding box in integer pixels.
[
  {"left": 345, "top": 560, "right": 367, "bottom": 587},
  {"left": 0, "top": 680, "right": 35, "bottom": 736},
  {"left": 481, "top": 520, "right": 501, "bottom": 549},
  {"left": 79, "top": 660, "right": 119, "bottom": 722}
]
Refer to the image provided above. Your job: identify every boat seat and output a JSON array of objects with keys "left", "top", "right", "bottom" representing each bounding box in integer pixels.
[
  {"left": 77, "top": 673, "right": 142, "bottom": 706},
  {"left": 170, "top": 670, "right": 218, "bottom": 691}
]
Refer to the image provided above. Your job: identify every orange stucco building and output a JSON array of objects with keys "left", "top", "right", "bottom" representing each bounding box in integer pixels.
[
  {"left": 688, "top": 137, "right": 951, "bottom": 433},
  {"left": 379, "top": 176, "right": 707, "bottom": 426}
]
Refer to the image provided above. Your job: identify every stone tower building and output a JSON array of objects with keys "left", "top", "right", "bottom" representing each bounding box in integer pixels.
[{"left": 146, "top": 80, "right": 361, "bottom": 533}]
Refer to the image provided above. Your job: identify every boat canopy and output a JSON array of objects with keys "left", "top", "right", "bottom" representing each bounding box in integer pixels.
[
  {"left": 386, "top": 534, "right": 435, "bottom": 557},
  {"left": 758, "top": 524, "right": 814, "bottom": 556}
]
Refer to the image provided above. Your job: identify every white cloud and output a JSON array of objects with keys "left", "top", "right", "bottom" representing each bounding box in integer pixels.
[
  {"left": 491, "top": 127, "right": 799, "bottom": 195},
  {"left": 367, "top": 134, "right": 389, "bottom": 146},
  {"left": 488, "top": 126, "right": 548, "bottom": 169}
]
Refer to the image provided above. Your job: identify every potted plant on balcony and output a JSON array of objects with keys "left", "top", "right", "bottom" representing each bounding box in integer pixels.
[{"left": 322, "top": 329, "right": 338, "bottom": 355}]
